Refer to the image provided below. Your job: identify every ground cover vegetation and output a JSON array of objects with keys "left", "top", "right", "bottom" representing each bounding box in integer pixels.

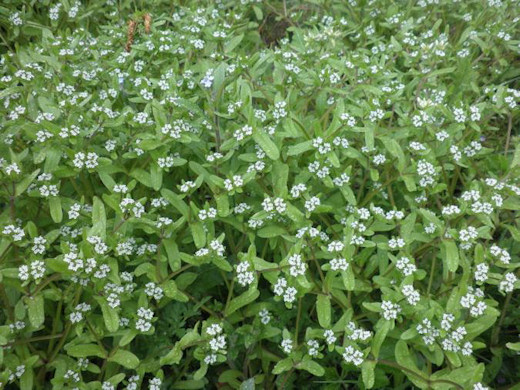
[{"left": 0, "top": 0, "right": 520, "bottom": 389}]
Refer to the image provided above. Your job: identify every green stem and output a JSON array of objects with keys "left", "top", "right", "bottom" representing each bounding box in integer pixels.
[
  {"left": 372, "top": 359, "right": 464, "bottom": 389},
  {"left": 295, "top": 298, "right": 302, "bottom": 347},
  {"left": 491, "top": 292, "right": 512, "bottom": 346},
  {"left": 426, "top": 256, "right": 436, "bottom": 296}
]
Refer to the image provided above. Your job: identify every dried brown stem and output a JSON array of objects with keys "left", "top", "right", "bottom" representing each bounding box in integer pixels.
[{"left": 125, "top": 20, "right": 137, "bottom": 52}]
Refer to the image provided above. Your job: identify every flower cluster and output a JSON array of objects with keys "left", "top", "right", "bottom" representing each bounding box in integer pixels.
[{"left": 0, "top": 0, "right": 518, "bottom": 389}]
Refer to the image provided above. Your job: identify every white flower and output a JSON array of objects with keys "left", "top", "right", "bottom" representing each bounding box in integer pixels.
[
  {"left": 137, "top": 307, "right": 154, "bottom": 320},
  {"left": 209, "top": 335, "right": 227, "bottom": 351},
  {"left": 305, "top": 196, "right": 320, "bottom": 212},
  {"left": 381, "top": 300, "right": 401, "bottom": 320},
  {"left": 327, "top": 241, "right": 344, "bottom": 252},
  {"left": 324, "top": 329, "right": 337, "bottom": 344},
  {"left": 499, "top": 273, "right": 517, "bottom": 293},
  {"left": 330, "top": 258, "right": 349, "bottom": 271},
  {"left": 237, "top": 262, "right": 255, "bottom": 286},
  {"left": 19, "top": 265, "right": 29, "bottom": 281},
  {"left": 136, "top": 319, "right": 152, "bottom": 332},
  {"left": 4, "top": 163, "right": 21, "bottom": 175},
  {"left": 474, "top": 263, "right": 489, "bottom": 282},
  {"left": 149, "top": 377, "right": 162, "bottom": 390},
  {"left": 402, "top": 285, "right": 420, "bottom": 306},
  {"left": 388, "top": 237, "right": 405, "bottom": 249},
  {"left": 288, "top": 254, "right": 306, "bottom": 277},
  {"left": 206, "top": 323, "right": 223, "bottom": 336},
  {"left": 32, "top": 236, "right": 46, "bottom": 254},
  {"left": 373, "top": 154, "right": 386, "bottom": 165},
  {"left": 199, "top": 208, "right": 217, "bottom": 220},
  {"left": 281, "top": 338, "right": 293, "bottom": 354},
  {"left": 224, "top": 175, "right": 243, "bottom": 191},
  {"left": 259, "top": 309, "right": 271, "bottom": 325},
  {"left": 342, "top": 345, "right": 364, "bottom": 366},
  {"left": 70, "top": 312, "right": 83, "bottom": 323},
  {"left": 283, "top": 287, "right": 298, "bottom": 303},
  {"left": 290, "top": 184, "right": 307, "bottom": 198},
  {"left": 461, "top": 341, "right": 473, "bottom": 356},
  {"left": 307, "top": 339, "right": 319, "bottom": 356},
  {"left": 204, "top": 353, "right": 217, "bottom": 365},
  {"left": 144, "top": 282, "right": 164, "bottom": 300}
]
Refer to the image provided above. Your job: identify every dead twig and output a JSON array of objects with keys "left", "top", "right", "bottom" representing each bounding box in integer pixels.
[
  {"left": 143, "top": 13, "right": 152, "bottom": 34},
  {"left": 125, "top": 19, "right": 137, "bottom": 52}
]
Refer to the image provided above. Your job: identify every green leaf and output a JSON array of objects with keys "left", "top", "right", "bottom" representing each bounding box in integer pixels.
[
  {"left": 67, "top": 343, "right": 106, "bottom": 358},
  {"left": 19, "top": 367, "right": 33, "bottom": 390},
  {"left": 257, "top": 225, "right": 287, "bottom": 238},
  {"left": 163, "top": 238, "right": 181, "bottom": 271},
  {"left": 343, "top": 266, "right": 355, "bottom": 291},
  {"left": 38, "top": 96, "right": 60, "bottom": 117},
  {"left": 239, "top": 378, "right": 255, "bottom": 390},
  {"left": 26, "top": 294, "right": 44, "bottom": 328},
  {"left": 512, "top": 144, "right": 520, "bottom": 168},
  {"left": 152, "top": 100, "right": 167, "bottom": 127},
  {"left": 362, "top": 360, "right": 376, "bottom": 389},
  {"left": 194, "top": 363, "right": 208, "bottom": 381},
  {"left": 383, "top": 137, "right": 406, "bottom": 171},
  {"left": 225, "top": 34, "right": 244, "bottom": 53},
  {"left": 252, "top": 5, "right": 263, "bottom": 20},
  {"left": 96, "top": 298, "right": 119, "bottom": 333},
  {"left": 108, "top": 350, "right": 140, "bottom": 369},
  {"left": 400, "top": 212, "right": 416, "bottom": 242},
  {"left": 428, "top": 66, "right": 457, "bottom": 77},
  {"left": 119, "top": 330, "right": 138, "bottom": 347},
  {"left": 506, "top": 342, "right": 520, "bottom": 351},
  {"left": 212, "top": 256, "right": 233, "bottom": 272},
  {"left": 403, "top": 175, "right": 416, "bottom": 192},
  {"left": 287, "top": 140, "right": 313, "bottom": 156},
  {"left": 130, "top": 168, "right": 152, "bottom": 188},
  {"left": 213, "top": 62, "right": 228, "bottom": 95},
  {"left": 443, "top": 240, "right": 459, "bottom": 272},
  {"left": 44, "top": 148, "right": 61, "bottom": 173},
  {"left": 161, "top": 326, "right": 201, "bottom": 366},
  {"left": 178, "top": 325, "right": 201, "bottom": 348},
  {"left": 371, "top": 321, "right": 390, "bottom": 358},
  {"left": 150, "top": 164, "right": 163, "bottom": 191},
  {"left": 253, "top": 130, "right": 279, "bottom": 160},
  {"left": 15, "top": 169, "right": 40, "bottom": 196},
  {"left": 316, "top": 294, "right": 331, "bottom": 328},
  {"left": 49, "top": 197, "right": 62, "bottom": 223},
  {"left": 297, "top": 360, "right": 325, "bottom": 376},
  {"left": 190, "top": 222, "right": 206, "bottom": 248},
  {"left": 160, "top": 343, "right": 183, "bottom": 365},
  {"left": 163, "top": 280, "right": 189, "bottom": 302},
  {"left": 91, "top": 196, "right": 106, "bottom": 238},
  {"left": 395, "top": 341, "right": 427, "bottom": 388},
  {"left": 466, "top": 310, "right": 499, "bottom": 338},
  {"left": 98, "top": 172, "right": 116, "bottom": 190},
  {"left": 272, "top": 161, "right": 289, "bottom": 197},
  {"left": 216, "top": 193, "right": 230, "bottom": 217},
  {"left": 161, "top": 189, "right": 189, "bottom": 217},
  {"left": 272, "top": 358, "right": 292, "bottom": 375},
  {"left": 225, "top": 286, "right": 260, "bottom": 316}
]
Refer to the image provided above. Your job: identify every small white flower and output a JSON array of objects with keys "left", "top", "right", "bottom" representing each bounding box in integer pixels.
[
  {"left": 330, "top": 258, "right": 349, "bottom": 271},
  {"left": 324, "top": 329, "right": 337, "bottom": 344},
  {"left": 305, "top": 196, "right": 320, "bottom": 212},
  {"left": 288, "top": 254, "right": 306, "bottom": 277},
  {"left": 342, "top": 345, "right": 364, "bottom": 366},
  {"left": 281, "top": 338, "right": 293, "bottom": 354},
  {"left": 259, "top": 309, "right": 271, "bottom": 325},
  {"left": 381, "top": 300, "right": 401, "bottom": 320}
]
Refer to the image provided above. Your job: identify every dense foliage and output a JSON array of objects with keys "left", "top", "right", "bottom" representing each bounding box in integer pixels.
[{"left": 1, "top": 0, "right": 520, "bottom": 389}]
